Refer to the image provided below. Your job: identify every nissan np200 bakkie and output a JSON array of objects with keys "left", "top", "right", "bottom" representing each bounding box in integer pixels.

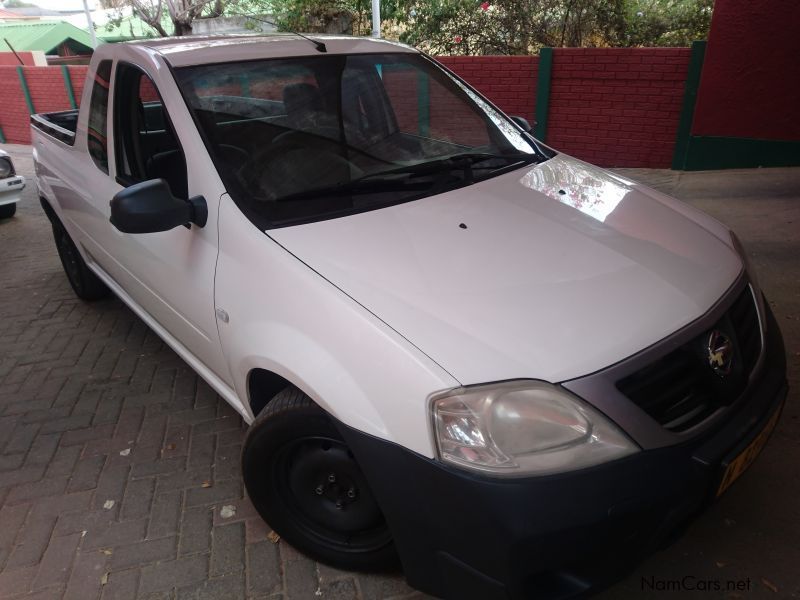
[{"left": 31, "top": 34, "right": 788, "bottom": 600}]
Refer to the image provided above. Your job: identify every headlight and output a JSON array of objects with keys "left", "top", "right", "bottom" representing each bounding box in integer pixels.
[
  {"left": 730, "top": 231, "right": 766, "bottom": 334},
  {"left": 0, "top": 158, "right": 12, "bottom": 178},
  {"left": 432, "top": 380, "right": 638, "bottom": 477}
]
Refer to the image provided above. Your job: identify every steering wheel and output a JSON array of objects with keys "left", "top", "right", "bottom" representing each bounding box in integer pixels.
[
  {"left": 271, "top": 126, "right": 342, "bottom": 148},
  {"left": 243, "top": 135, "right": 362, "bottom": 201}
]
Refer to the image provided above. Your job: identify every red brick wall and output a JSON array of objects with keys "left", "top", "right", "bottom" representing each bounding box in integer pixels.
[
  {"left": 0, "top": 66, "right": 34, "bottom": 145},
  {"left": 437, "top": 55, "right": 538, "bottom": 123},
  {"left": 0, "top": 52, "right": 38, "bottom": 66},
  {"left": 0, "top": 66, "right": 87, "bottom": 144},
  {"left": 382, "top": 63, "right": 499, "bottom": 147},
  {"left": 382, "top": 67, "right": 420, "bottom": 133},
  {"left": 692, "top": 0, "right": 800, "bottom": 140},
  {"left": 547, "top": 48, "right": 690, "bottom": 168},
  {"left": 427, "top": 75, "right": 491, "bottom": 146},
  {"left": 69, "top": 66, "right": 89, "bottom": 106},
  {"left": 138, "top": 75, "right": 159, "bottom": 102},
  {"left": 23, "top": 68, "right": 72, "bottom": 114},
  {"left": 1, "top": 53, "right": 689, "bottom": 168}
]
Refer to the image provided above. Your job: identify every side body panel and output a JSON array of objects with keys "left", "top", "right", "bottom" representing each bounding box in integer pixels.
[
  {"left": 34, "top": 47, "right": 232, "bottom": 389},
  {"left": 215, "top": 195, "right": 458, "bottom": 457}
]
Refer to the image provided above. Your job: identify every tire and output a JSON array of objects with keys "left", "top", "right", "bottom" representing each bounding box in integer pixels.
[
  {"left": 50, "top": 219, "right": 110, "bottom": 301},
  {"left": 242, "top": 387, "right": 398, "bottom": 571},
  {"left": 0, "top": 203, "right": 16, "bottom": 219}
]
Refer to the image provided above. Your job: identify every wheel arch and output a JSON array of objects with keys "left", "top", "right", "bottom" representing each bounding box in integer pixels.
[
  {"left": 39, "top": 195, "right": 59, "bottom": 223},
  {"left": 242, "top": 356, "right": 358, "bottom": 427},
  {"left": 247, "top": 367, "right": 293, "bottom": 418}
]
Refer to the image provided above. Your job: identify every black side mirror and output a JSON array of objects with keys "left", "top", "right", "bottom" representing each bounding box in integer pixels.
[
  {"left": 110, "top": 179, "right": 207, "bottom": 234},
  {"left": 510, "top": 116, "right": 535, "bottom": 133}
]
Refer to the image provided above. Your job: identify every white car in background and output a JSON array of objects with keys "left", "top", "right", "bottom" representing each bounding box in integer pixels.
[{"left": 0, "top": 149, "right": 25, "bottom": 219}]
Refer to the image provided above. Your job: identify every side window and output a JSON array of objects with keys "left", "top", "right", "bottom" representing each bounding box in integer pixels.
[
  {"left": 114, "top": 63, "right": 188, "bottom": 199},
  {"left": 87, "top": 60, "right": 112, "bottom": 174}
]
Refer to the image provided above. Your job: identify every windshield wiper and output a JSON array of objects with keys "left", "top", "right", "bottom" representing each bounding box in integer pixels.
[
  {"left": 356, "top": 151, "right": 540, "bottom": 182},
  {"left": 273, "top": 175, "right": 437, "bottom": 203},
  {"left": 273, "top": 152, "right": 540, "bottom": 204}
]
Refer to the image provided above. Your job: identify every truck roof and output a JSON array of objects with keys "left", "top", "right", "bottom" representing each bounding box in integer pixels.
[{"left": 115, "top": 34, "right": 417, "bottom": 67}]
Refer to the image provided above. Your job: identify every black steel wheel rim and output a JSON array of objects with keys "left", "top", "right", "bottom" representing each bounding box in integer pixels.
[{"left": 274, "top": 435, "right": 391, "bottom": 554}]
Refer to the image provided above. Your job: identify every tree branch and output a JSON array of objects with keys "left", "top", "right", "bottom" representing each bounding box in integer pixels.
[{"left": 130, "top": 0, "right": 170, "bottom": 36}]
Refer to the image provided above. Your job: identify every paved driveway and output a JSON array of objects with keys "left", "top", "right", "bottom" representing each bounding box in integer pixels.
[
  {"left": 1, "top": 144, "right": 798, "bottom": 599},
  {"left": 0, "top": 146, "right": 422, "bottom": 600}
]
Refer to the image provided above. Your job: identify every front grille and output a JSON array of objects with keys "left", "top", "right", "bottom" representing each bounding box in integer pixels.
[
  {"left": 728, "top": 286, "right": 761, "bottom": 374},
  {"left": 617, "top": 286, "right": 762, "bottom": 433}
]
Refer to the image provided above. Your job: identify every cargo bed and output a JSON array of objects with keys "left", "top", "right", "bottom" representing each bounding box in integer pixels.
[{"left": 30, "top": 109, "right": 79, "bottom": 145}]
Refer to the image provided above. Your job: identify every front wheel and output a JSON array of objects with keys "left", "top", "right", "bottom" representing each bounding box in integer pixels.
[{"left": 242, "top": 387, "right": 398, "bottom": 571}]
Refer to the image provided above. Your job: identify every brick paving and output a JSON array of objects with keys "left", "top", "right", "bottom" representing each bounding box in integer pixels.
[{"left": 0, "top": 146, "right": 423, "bottom": 599}]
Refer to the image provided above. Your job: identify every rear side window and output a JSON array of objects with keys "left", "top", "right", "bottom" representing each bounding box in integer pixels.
[{"left": 87, "top": 60, "right": 112, "bottom": 174}]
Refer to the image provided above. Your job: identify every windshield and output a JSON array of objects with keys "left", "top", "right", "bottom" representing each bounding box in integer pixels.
[{"left": 175, "top": 52, "right": 553, "bottom": 228}]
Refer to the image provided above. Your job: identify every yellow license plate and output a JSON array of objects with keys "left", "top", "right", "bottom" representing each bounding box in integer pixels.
[{"left": 716, "top": 403, "right": 783, "bottom": 497}]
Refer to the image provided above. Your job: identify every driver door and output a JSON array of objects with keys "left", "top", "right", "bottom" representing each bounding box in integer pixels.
[{"left": 104, "top": 62, "right": 231, "bottom": 385}]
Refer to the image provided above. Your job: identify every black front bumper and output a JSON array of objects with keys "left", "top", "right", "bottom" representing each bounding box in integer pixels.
[{"left": 337, "top": 306, "right": 788, "bottom": 600}]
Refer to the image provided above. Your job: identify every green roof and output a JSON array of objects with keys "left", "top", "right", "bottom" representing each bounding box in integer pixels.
[{"left": 0, "top": 21, "right": 94, "bottom": 54}]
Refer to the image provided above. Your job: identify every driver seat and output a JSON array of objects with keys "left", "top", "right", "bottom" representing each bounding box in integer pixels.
[{"left": 282, "top": 83, "right": 336, "bottom": 134}]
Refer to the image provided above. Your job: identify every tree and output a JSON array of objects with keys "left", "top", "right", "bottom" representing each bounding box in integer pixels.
[
  {"left": 237, "top": 0, "right": 373, "bottom": 35},
  {"left": 106, "top": 0, "right": 281, "bottom": 36},
  {"left": 623, "top": 0, "right": 713, "bottom": 47},
  {"left": 399, "top": 0, "right": 627, "bottom": 55},
  {"left": 111, "top": 0, "right": 225, "bottom": 36},
  {"left": 396, "top": 0, "right": 710, "bottom": 54},
  {"left": 262, "top": 0, "right": 356, "bottom": 34},
  {"left": 105, "top": 0, "right": 712, "bottom": 49}
]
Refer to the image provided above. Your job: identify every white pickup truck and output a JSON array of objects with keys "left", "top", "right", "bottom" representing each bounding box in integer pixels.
[{"left": 32, "top": 34, "right": 787, "bottom": 600}]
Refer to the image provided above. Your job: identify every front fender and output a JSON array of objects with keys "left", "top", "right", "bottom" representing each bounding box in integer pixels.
[
  {"left": 231, "top": 322, "right": 391, "bottom": 435},
  {"left": 216, "top": 196, "right": 459, "bottom": 458}
]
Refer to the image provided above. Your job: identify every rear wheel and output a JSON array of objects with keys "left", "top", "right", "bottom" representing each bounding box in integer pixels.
[
  {"left": 51, "top": 219, "right": 110, "bottom": 301},
  {"left": 242, "top": 387, "right": 398, "bottom": 571},
  {"left": 0, "top": 203, "right": 16, "bottom": 219}
]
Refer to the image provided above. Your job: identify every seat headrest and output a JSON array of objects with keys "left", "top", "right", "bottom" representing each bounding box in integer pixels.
[{"left": 283, "top": 83, "right": 324, "bottom": 117}]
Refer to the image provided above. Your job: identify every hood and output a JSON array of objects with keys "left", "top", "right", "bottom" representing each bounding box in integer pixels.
[{"left": 269, "top": 155, "right": 742, "bottom": 384}]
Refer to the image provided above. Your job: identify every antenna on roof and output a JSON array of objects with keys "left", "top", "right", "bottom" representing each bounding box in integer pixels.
[
  {"left": 3, "top": 38, "right": 24, "bottom": 65},
  {"left": 243, "top": 15, "right": 327, "bottom": 53}
]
